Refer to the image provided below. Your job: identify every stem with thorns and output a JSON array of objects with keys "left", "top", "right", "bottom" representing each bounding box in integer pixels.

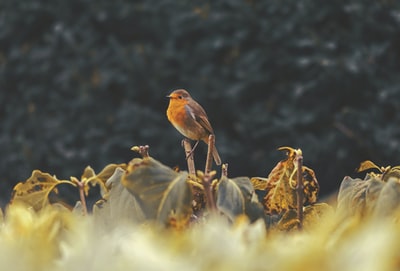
[
  {"left": 182, "top": 139, "right": 196, "bottom": 176},
  {"left": 296, "top": 152, "right": 304, "bottom": 230}
]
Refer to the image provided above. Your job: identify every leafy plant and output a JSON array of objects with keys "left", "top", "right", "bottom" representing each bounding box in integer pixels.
[
  {"left": 251, "top": 147, "right": 322, "bottom": 229},
  {"left": 337, "top": 160, "right": 400, "bottom": 218},
  {"left": 11, "top": 164, "right": 125, "bottom": 214},
  {"left": 4, "top": 145, "right": 400, "bottom": 270}
]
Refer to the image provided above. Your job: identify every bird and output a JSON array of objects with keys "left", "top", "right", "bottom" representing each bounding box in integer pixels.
[{"left": 166, "top": 89, "right": 221, "bottom": 165}]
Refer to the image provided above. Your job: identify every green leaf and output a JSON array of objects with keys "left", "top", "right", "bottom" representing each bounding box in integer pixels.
[
  {"left": 337, "top": 176, "right": 368, "bottom": 216},
  {"left": 121, "top": 157, "right": 192, "bottom": 225},
  {"left": 216, "top": 176, "right": 257, "bottom": 221},
  {"left": 93, "top": 167, "right": 146, "bottom": 228},
  {"left": 374, "top": 179, "right": 400, "bottom": 217},
  {"left": 337, "top": 175, "right": 384, "bottom": 217}
]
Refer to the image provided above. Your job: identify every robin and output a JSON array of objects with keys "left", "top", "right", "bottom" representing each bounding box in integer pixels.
[{"left": 166, "top": 89, "right": 221, "bottom": 165}]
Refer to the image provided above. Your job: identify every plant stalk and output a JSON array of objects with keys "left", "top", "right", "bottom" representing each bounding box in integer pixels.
[
  {"left": 183, "top": 139, "right": 196, "bottom": 176},
  {"left": 296, "top": 152, "right": 304, "bottom": 230},
  {"left": 205, "top": 134, "right": 215, "bottom": 174},
  {"left": 78, "top": 181, "right": 88, "bottom": 216}
]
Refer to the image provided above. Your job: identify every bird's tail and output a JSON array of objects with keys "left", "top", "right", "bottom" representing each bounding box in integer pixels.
[{"left": 203, "top": 136, "right": 222, "bottom": 165}]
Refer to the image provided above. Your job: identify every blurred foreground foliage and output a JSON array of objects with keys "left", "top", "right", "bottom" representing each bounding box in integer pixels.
[
  {"left": 1, "top": 0, "right": 400, "bottom": 204},
  {"left": 3, "top": 146, "right": 400, "bottom": 270}
]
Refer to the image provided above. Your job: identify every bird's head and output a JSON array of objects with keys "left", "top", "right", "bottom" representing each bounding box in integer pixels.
[{"left": 167, "top": 89, "right": 191, "bottom": 101}]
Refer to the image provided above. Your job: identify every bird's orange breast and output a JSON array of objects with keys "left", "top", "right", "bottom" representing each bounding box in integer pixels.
[{"left": 167, "top": 99, "right": 205, "bottom": 140}]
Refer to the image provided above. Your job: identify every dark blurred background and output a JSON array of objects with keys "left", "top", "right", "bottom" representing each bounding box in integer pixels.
[{"left": 1, "top": 0, "right": 400, "bottom": 206}]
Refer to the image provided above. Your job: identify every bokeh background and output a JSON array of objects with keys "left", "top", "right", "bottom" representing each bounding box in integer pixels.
[{"left": 1, "top": 0, "right": 400, "bottom": 206}]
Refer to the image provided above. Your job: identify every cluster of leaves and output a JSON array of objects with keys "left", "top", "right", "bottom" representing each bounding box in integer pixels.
[
  {"left": 337, "top": 160, "right": 400, "bottom": 218},
  {"left": 9, "top": 142, "right": 400, "bottom": 231},
  {"left": 9, "top": 145, "right": 328, "bottom": 230}
]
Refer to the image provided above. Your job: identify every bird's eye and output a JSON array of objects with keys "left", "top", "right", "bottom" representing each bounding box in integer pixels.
[{"left": 178, "top": 95, "right": 183, "bottom": 99}]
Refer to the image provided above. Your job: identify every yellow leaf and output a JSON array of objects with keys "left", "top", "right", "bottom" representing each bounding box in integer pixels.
[
  {"left": 382, "top": 165, "right": 400, "bottom": 183},
  {"left": 250, "top": 177, "right": 269, "bottom": 190},
  {"left": 356, "top": 160, "right": 400, "bottom": 183},
  {"left": 10, "top": 170, "right": 74, "bottom": 211},
  {"left": 357, "top": 160, "right": 382, "bottom": 173},
  {"left": 81, "top": 163, "right": 127, "bottom": 196},
  {"left": 256, "top": 147, "right": 319, "bottom": 215},
  {"left": 277, "top": 203, "right": 334, "bottom": 231}
]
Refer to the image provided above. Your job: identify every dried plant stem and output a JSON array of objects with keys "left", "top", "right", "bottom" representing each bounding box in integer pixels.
[
  {"left": 296, "top": 152, "right": 304, "bottom": 230},
  {"left": 205, "top": 134, "right": 215, "bottom": 174},
  {"left": 182, "top": 139, "right": 196, "bottom": 176},
  {"left": 222, "top": 163, "right": 228, "bottom": 178},
  {"left": 77, "top": 181, "right": 88, "bottom": 216},
  {"left": 202, "top": 171, "right": 217, "bottom": 212},
  {"left": 131, "top": 145, "right": 150, "bottom": 158}
]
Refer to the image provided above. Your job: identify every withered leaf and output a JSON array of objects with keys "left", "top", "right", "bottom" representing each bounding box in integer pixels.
[
  {"left": 250, "top": 177, "right": 269, "bottom": 190},
  {"left": 11, "top": 170, "right": 73, "bottom": 211},
  {"left": 357, "top": 160, "right": 400, "bottom": 183},
  {"left": 277, "top": 203, "right": 334, "bottom": 231},
  {"left": 252, "top": 147, "right": 319, "bottom": 215},
  {"left": 382, "top": 165, "right": 400, "bottom": 183},
  {"left": 95, "top": 163, "right": 127, "bottom": 186},
  {"left": 121, "top": 157, "right": 192, "bottom": 225},
  {"left": 80, "top": 163, "right": 127, "bottom": 196},
  {"left": 357, "top": 160, "right": 382, "bottom": 173}
]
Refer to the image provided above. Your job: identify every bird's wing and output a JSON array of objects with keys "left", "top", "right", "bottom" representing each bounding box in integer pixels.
[
  {"left": 184, "top": 104, "right": 197, "bottom": 120},
  {"left": 184, "top": 104, "right": 214, "bottom": 134}
]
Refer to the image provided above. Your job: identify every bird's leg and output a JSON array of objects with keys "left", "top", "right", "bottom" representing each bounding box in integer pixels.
[{"left": 186, "top": 140, "right": 200, "bottom": 160}]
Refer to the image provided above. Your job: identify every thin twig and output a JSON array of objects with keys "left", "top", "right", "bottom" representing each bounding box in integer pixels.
[
  {"left": 296, "top": 151, "right": 304, "bottom": 230},
  {"left": 70, "top": 177, "right": 88, "bottom": 215},
  {"left": 205, "top": 134, "right": 215, "bottom": 174},
  {"left": 182, "top": 139, "right": 196, "bottom": 176},
  {"left": 74, "top": 179, "right": 88, "bottom": 216}
]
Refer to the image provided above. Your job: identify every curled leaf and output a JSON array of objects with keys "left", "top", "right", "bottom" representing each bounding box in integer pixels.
[
  {"left": 357, "top": 160, "right": 400, "bottom": 183},
  {"left": 81, "top": 163, "right": 127, "bottom": 196},
  {"left": 357, "top": 160, "right": 382, "bottom": 173},
  {"left": 382, "top": 166, "right": 400, "bottom": 183}
]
